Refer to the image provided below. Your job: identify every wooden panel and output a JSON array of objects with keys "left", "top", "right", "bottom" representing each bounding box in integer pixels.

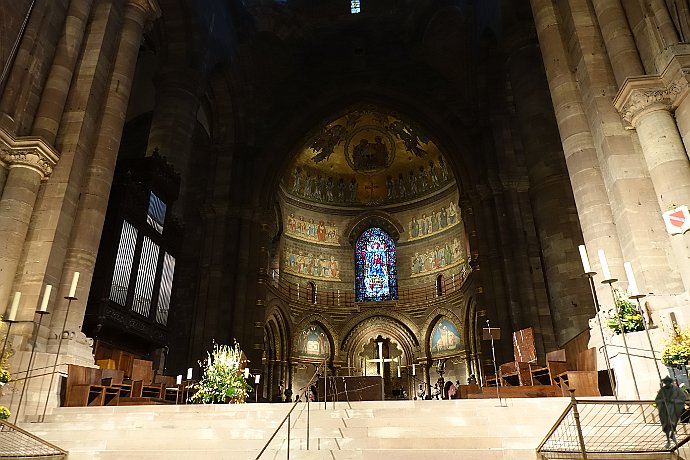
[
  {"left": 97, "top": 359, "right": 116, "bottom": 370},
  {"left": 563, "top": 329, "right": 591, "bottom": 371},
  {"left": 316, "top": 376, "right": 383, "bottom": 401},
  {"left": 101, "top": 369, "right": 124, "bottom": 385},
  {"left": 546, "top": 349, "right": 566, "bottom": 362},
  {"left": 553, "top": 371, "right": 599, "bottom": 397},
  {"left": 114, "top": 350, "right": 135, "bottom": 377},
  {"left": 513, "top": 327, "right": 537, "bottom": 363},
  {"left": 131, "top": 359, "right": 153, "bottom": 384},
  {"left": 457, "top": 384, "right": 481, "bottom": 399},
  {"left": 576, "top": 348, "right": 596, "bottom": 371}
]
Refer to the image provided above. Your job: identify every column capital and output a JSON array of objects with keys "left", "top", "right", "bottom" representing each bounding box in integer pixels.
[
  {"left": 613, "top": 76, "right": 670, "bottom": 128},
  {"left": 614, "top": 53, "right": 690, "bottom": 128},
  {"left": 127, "top": 0, "right": 161, "bottom": 21},
  {"left": 0, "top": 128, "right": 59, "bottom": 177}
]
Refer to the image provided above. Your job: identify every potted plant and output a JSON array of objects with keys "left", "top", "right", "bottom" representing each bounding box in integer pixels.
[
  {"left": 662, "top": 326, "right": 690, "bottom": 386},
  {"left": 0, "top": 406, "right": 10, "bottom": 420},
  {"left": 607, "top": 289, "right": 645, "bottom": 334},
  {"left": 0, "top": 368, "right": 10, "bottom": 385},
  {"left": 190, "top": 341, "right": 252, "bottom": 404}
]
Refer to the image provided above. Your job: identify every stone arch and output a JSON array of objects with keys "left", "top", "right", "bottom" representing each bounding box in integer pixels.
[
  {"left": 339, "top": 308, "right": 420, "bottom": 352},
  {"left": 263, "top": 301, "right": 290, "bottom": 401},
  {"left": 292, "top": 313, "right": 339, "bottom": 362},
  {"left": 421, "top": 307, "right": 465, "bottom": 358},
  {"left": 341, "top": 315, "right": 419, "bottom": 374},
  {"left": 345, "top": 210, "right": 404, "bottom": 246}
]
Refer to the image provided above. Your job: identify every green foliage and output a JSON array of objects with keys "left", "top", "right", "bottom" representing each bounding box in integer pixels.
[
  {"left": 606, "top": 290, "right": 644, "bottom": 334},
  {"left": 0, "top": 368, "right": 10, "bottom": 384},
  {"left": 662, "top": 326, "right": 690, "bottom": 367},
  {"left": 190, "top": 341, "right": 252, "bottom": 404},
  {"left": 0, "top": 406, "right": 10, "bottom": 420}
]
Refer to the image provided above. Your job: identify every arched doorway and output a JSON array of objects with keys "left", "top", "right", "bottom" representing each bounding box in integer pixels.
[{"left": 342, "top": 315, "right": 419, "bottom": 399}]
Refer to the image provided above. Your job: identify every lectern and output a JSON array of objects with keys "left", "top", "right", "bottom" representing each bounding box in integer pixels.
[{"left": 483, "top": 320, "right": 503, "bottom": 406}]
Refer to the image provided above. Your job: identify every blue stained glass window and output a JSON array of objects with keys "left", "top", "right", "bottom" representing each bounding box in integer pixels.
[
  {"left": 355, "top": 227, "right": 398, "bottom": 302},
  {"left": 351, "top": 0, "right": 360, "bottom": 14}
]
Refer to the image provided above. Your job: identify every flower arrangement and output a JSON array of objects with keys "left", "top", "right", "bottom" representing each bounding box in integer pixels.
[
  {"left": 190, "top": 341, "right": 252, "bottom": 404},
  {"left": 662, "top": 326, "right": 690, "bottom": 367},
  {"left": 606, "top": 289, "right": 644, "bottom": 334},
  {"left": 0, "top": 406, "right": 10, "bottom": 420},
  {"left": 0, "top": 368, "right": 10, "bottom": 384}
]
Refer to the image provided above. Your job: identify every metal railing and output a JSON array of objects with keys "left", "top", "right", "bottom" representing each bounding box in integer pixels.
[
  {"left": 538, "top": 390, "right": 690, "bottom": 459},
  {"left": 265, "top": 263, "right": 471, "bottom": 307},
  {"left": 0, "top": 419, "right": 67, "bottom": 458},
  {"left": 255, "top": 367, "right": 322, "bottom": 460}
]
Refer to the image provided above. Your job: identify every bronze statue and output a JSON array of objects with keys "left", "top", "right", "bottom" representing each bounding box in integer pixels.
[{"left": 655, "top": 376, "right": 687, "bottom": 448}]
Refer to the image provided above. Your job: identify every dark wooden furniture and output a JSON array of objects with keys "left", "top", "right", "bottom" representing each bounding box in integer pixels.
[{"left": 64, "top": 365, "right": 119, "bottom": 407}]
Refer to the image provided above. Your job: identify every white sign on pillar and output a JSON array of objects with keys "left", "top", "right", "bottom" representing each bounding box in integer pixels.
[{"left": 662, "top": 205, "right": 690, "bottom": 235}]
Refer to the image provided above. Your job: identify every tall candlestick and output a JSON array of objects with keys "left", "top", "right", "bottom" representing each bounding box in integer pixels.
[
  {"left": 624, "top": 262, "right": 640, "bottom": 297},
  {"left": 597, "top": 249, "right": 612, "bottom": 280},
  {"left": 186, "top": 367, "right": 192, "bottom": 380},
  {"left": 397, "top": 365, "right": 401, "bottom": 378},
  {"left": 254, "top": 374, "right": 260, "bottom": 384},
  {"left": 39, "top": 285, "right": 52, "bottom": 312},
  {"left": 244, "top": 367, "right": 250, "bottom": 379},
  {"left": 68, "top": 272, "right": 79, "bottom": 298},
  {"left": 412, "top": 363, "right": 416, "bottom": 376},
  {"left": 176, "top": 374, "right": 182, "bottom": 385},
  {"left": 7, "top": 292, "right": 20, "bottom": 321},
  {"left": 578, "top": 245, "right": 592, "bottom": 273}
]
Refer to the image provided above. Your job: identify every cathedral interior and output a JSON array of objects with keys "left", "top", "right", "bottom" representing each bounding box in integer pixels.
[{"left": 3, "top": 0, "right": 690, "bottom": 410}]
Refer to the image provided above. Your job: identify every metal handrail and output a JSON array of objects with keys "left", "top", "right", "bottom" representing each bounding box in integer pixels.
[
  {"left": 255, "top": 367, "right": 322, "bottom": 460},
  {"left": 0, "top": 419, "right": 67, "bottom": 458},
  {"left": 537, "top": 393, "right": 690, "bottom": 458}
]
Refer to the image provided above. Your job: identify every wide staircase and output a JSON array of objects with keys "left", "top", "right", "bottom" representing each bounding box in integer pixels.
[{"left": 20, "top": 398, "right": 573, "bottom": 459}]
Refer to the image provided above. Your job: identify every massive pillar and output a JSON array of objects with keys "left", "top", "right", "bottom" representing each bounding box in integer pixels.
[
  {"left": 53, "top": 0, "right": 162, "bottom": 339},
  {"left": 0, "top": 0, "right": 93, "bottom": 313},
  {"left": 507, "top": 27, "right": 591, "bottom": 345}
]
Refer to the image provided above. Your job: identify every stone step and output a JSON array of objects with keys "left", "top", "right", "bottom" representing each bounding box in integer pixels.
[{"left": 20, "top": 398, "right": 574, "bottom": 459}]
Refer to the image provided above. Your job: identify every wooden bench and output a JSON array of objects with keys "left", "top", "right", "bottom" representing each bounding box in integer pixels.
[{"left": 64, "top": 365, "right": 119, "bottom": 407}]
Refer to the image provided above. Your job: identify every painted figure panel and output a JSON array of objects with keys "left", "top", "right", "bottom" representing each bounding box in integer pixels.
[
  {"left": 285, "top": 213, "right": 339, "bottom": 245},
  {"left": 410, "top": 237, "right": 465, "bottom": 277},
  {"left": 407, "top": 200, "right": 460, "bottom": 241},
  {"left": 283, "top": 246, "right": 341, "bottom": 281},
  {"left": 295, "top": 324, "right": 331, "bottom": 359},
  {"left": 431, "top": 318, "right": 462, "bottom": 356}
]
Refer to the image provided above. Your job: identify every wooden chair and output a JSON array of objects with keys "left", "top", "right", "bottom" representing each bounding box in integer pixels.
[
  {"left": 499, "top": 327, "right": 547, "bottom": 386},
  {"left": 64, "top": 365, "right": 119, "bottom": 407}
]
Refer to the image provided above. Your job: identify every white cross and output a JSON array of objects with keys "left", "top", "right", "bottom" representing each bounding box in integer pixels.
[{"left": 366, "top": 341, "right": 396, "bottom": 376}]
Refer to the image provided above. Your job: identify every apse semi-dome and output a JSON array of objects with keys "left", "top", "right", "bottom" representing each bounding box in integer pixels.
[{"left": 282, "top": 106, "right": 455, "bottom": 207}]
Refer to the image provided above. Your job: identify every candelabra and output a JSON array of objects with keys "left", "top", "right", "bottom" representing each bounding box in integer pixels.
[
  {"left": 629, "top": 292, "right": 662, "bottom": 382},
  {"left": 602, "top": 277, "right": 641, "bottom": 400},
  {"left": 41, "top": 294, "right": 75, "bottom": 421},
  {"left": 583, "top": 271, "right": 618, "bottom": 400},
  {"left": 14, "top": 310, "right": 49, "bottom": 423}
]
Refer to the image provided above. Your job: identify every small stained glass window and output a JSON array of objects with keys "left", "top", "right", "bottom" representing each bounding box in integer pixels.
[
  {"left": 351, "top": 0, "right": 360, "bottom": 14},
  {"left": 355, "top": 227, "right": 398, "bottom": 302}
]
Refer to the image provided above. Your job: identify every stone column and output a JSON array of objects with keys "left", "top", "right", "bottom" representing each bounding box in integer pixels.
[
  {"left": 616, "top": 80, "right": 690, "bottom": 290},
  {"left": 0, "top": 0, "right": 69, "bottom": 135},
  {"left": 0, "top": 0, "right": 92, "bottom": 313},
  {"left": 0, "top": 139, "right": 57, "bottom": 314},
  {"left": 591, "top": 0, "right": 644, "bottom": 86},
  {"left": 53, "top": 0, "right": 162, "bottom": 337},
  {"left": 32, "top": 0, "right": 94, "bottom": 144},
  {"left": 145, "top": 67, "right": 203, "bottom": 198},
  {"left": 11, "top": 0, "right": 124, "bottom": 330},
  {"left": 530, "top": 0, "right": 626, "bottom": 304}
]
